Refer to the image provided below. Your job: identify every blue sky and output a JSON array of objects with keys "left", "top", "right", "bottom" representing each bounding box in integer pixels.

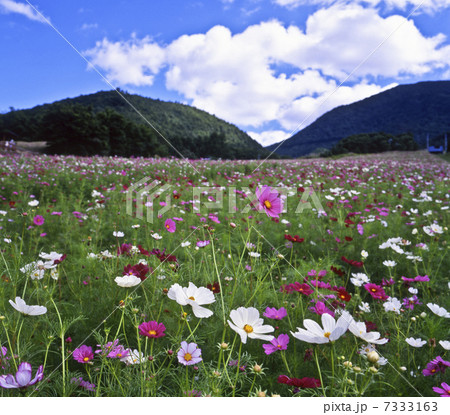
[{"left": 1, "top": 0, "right": 450, "bottom": 146}]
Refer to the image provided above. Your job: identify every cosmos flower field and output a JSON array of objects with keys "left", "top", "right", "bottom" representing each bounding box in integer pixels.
[{"left": 0, "top": 151, "right": 449, "bottom": 397}]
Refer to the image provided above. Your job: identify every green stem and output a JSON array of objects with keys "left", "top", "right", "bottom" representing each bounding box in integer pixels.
[{"left": 314, "top": 347, "right": 326, "bottom": 397}]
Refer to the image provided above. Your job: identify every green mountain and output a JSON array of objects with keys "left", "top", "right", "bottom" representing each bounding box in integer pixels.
[
  {"left": 0, "top": 90, "right": 270, "bottom": 159},
  {"left": 267, "top": 81, "right": 450, "bottom": 157}
]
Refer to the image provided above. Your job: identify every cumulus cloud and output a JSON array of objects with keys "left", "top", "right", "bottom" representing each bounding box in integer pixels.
[
  {"left": 84, "top": 3, "right": 450, "bottom": 144},
  {"left": 0, "top": 0, "right": 49, "bottom": 23},
  {"left": 85, "top": 35, "right": 165, "bottom": 87}
]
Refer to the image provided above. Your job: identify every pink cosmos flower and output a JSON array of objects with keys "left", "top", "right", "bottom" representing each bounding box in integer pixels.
[
  {"left": 177, "top": 341, "right": 202, "bottom": 366},
  {"left": 309, "top": 301, "right": 335, "bottom": 317},
  {"left": 0, "top": 362, "right": 43, "bottom": 389},
  {"left": 433, "top": 382, "right": 450, "bottom": 397},
  {"left": 196, "top": 240, "right": 210, "bottom": 248},
  {"left": 255, "top": 186, "right": 283, "bottom": 218},
  {"left": 262, "top": 334, "right": 289, "bottom": 355},
  {"left": 73, "top": 345, "right": 94, "bottom": 364},
  {"left": 138, "top": 321, "right": 166, "bottom": 338},
  {"left": 33, "top": 215, "right": 45, "bottom": 226},
  {"left": 164, "top": 219, "right": 176, "bottom": 233},
  {"left": 423, "top": 356, "right": 450, "bottom": 376},
  {"left": 263, "top": 307, "right": 287, "bottom": 320}
]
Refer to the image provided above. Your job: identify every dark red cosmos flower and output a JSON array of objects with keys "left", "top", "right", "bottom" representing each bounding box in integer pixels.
[
  {"left": 292, "top": 282, "right": 314, "bottom": 296},
  {"left": 54, "top": 254, "right": 67, "bottom": 265},
  {"left": 364, "top": 321, "right": 378, "bottom": 332},
  {"left": 284, "top": 234, "right": 305, "bottom": 243},
  {"left": 138, "top": 245, "right": 151, "bottom": 256},
  {"left": 303, "top": 348, "right": 313, "bottom": 362},
  {"left": 344, "top": 236, "right": 353, "bottom": 242},
  {"left": 336, "top": 288, "right": 351, "bottom": 302},
  {"left": 117, "top": 243, "right": 133, "bottom": 256},
  {"left": 123, "top": 263, "right": 150, "bottom": 281},
  {"left": 341, "top": 256, "right": 364, "bottom": 268},
  {"left": 331, "top": 266, "right": 345, "bottom": 277},
  {"left": 207, "top": 282, "right": 220, "bottom": 294},
  {"left": 277, "top": 375, "right": 321, "bottom": 389}
]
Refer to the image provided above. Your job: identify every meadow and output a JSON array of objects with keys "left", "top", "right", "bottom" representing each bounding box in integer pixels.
[{"left": 0, "top": 150, "right": 448, "bottom": 397}]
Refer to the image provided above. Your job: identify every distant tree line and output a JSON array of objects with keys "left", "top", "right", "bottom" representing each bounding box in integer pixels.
[
  {"left": 321, "top": 132, "right": 419, "bottom": 156},
  {"left": 0, "top": 104, "right": 263, "bottom": 159}
]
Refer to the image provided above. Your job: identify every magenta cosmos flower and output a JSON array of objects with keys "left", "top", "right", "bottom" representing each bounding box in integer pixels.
[
  {"left": 138, "top": 321, "right": 166, "bottom": 338},
  {"left": 263, "top": 307, "right": 287, "bottom": 320},
  {"left": 73, "top": 345, "right": 94, "bottom": 364},
  {"left": 255, "top": 186, "right": 283, "bottom": 218},
  {"left": 433, "top": 382, "right": 450, "bottom": 397},
  {"left": 0, "top": 362, "right": 43, "bottom": 389},
  {"left": 262, "top": 334, "right": 290, "bottom": 355},
  {"left": 364, "top": 283, "right": 388, "bottom": 300},
  {"left": 164, "top": 218, "right": 176, "bottom": 233},
  {"left": 33, "top": 215, "right": 45, "bottom": 226},
  {"left": 177, "top": 341, "right": 202, "bottom": 366}
]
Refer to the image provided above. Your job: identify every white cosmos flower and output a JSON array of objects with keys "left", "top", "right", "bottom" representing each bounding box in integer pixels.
[
  {"left": 113, "top": 231, "right": 124, "bottom": 237},
  {"left": 39, "top": 252, "right": 64, "bottom": 262},
  {"left": 349, "top": 319, "right": 388, "bottom": 345},
  {"left": 120, "top": 349, "right": 145, "bottom": 365},
  {"left": 50, "top": 268, "right": 59, "bottom": 280},
  {"left": 439, "top": 340, "right": 450, "bottom": 350},
  {"left": 383, "top": 297, "right": 402, "bottom": 314},
  {"left": 168, "top": 282, "right": 215, "bottom": 318},
  {"left": 248, "top": 252, "right": 260, "bottom": 258},
  {"left": 427, "top": 303, "right": 450, "bottom": 318},
  {"left": 358, "top": 302, "right": 371, "bottom": 313},
  {"left": 151, "top": 233, "right": 162, "bottom": 240},
  {"left": 181, "top": 241, "right": 191, "bottom": 247},
  {"left": 350, "top": 273, "right": 369, "bottom": 287},
  {"left": 405, "top": 337, "right": 427, "bottom": 348},
  {"left": 114, "top": 275, "right": 141, "bottom": 287},
  {"left": 361, "top": 250, "right": 368, "bottom": 259},
  {"left": 28, "top": 200, "right": 39, "bottom": 207},
  {"left": 227, "top": 307, "right": 274, "bottom": 344},
  {"left": 9, "top": 297, "right": 47, "bottom": 316},
  {"left": 291, "top": 311, "right": 352, "bottom": 344},
  {"left": 383, "top": 260, "right": 397, "bottom": 267}
]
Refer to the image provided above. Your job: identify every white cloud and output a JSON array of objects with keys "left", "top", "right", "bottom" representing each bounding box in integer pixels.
[
  {"left": 0, "top": 0, "right": 49, "bottom": 23},
  {"left": 85, "top": 35, "right": 166, "bottom": 87},
  {"left": 273, "top": 0, "right": 450, "bottom": 14},
  {"left": 84, "top": 4, "right": 450, "bottom": 145},
  {"left": 80, "top": 23, "right": 98, "bottom": 31},
  {"left": 247, "top": 129, "right": 292, "bottom": 146}
]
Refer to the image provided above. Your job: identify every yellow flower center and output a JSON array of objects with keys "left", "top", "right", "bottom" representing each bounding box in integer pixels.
[
  {"left": 264, "top": 200, "right": 272, "bottom": 209},
  {"left": 188, "top": 296, "right": 195, "bottom": 301},
  {"left": 324, "top": 332, "right": 331, "bottom": 338},
  {"left": 148, "top": 330, "right": 157, "bottom": 336},
  {"left": 166, "top": 224, "right": 170, "bottom": 229},
  {"left": 277, "top": 344, "right": 282, "bottom": 348},
  {"left": 117, "top": 353, "right": 122, "bottom": 358},
  {"left": 83, "top": 357, "right": 90, "bottom": 362},
  {"left": 244, "top": 324, "right": 254, "bottom": 333},
  {"left": 184, "top": 353, "right": 192, "bottom": 361}
]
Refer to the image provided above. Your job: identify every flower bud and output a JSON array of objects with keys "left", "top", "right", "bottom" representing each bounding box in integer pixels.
[
  {"left": 353, "top": 366, "right": 361, "bottom": 373},
  {"left": 367, "top": 351, "right": 379, "bottom": 364},
  {"left": 369, "top": 366, "right": 378, "bottom": 374},
  {"left": 253, "top": 364, "right": 262, "bottom": 373}
]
